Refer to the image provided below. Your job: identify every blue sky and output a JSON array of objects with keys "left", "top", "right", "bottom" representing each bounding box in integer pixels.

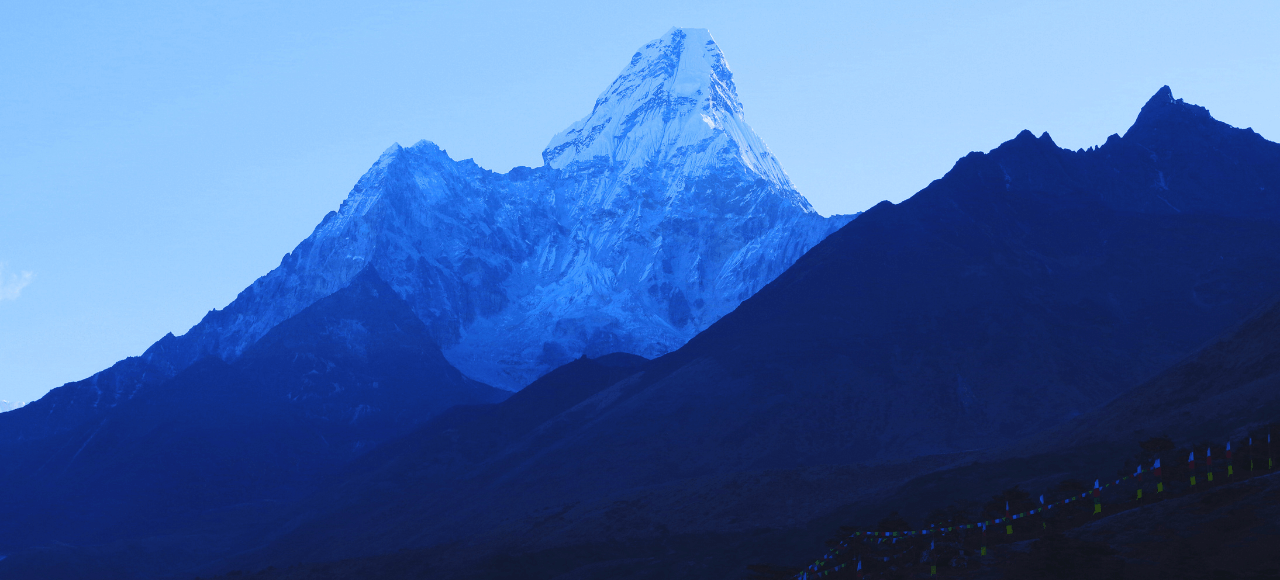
[{"left": 2, "top": 0, "right": 1277, "bottom": 404}]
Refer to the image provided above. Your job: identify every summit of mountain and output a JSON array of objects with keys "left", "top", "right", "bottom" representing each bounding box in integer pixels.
[
  {"left": 544, "top": 28, "right": 796, "bottom": 195},
  {"left": 9, "top": 28, "right": 851, "bottom": 425}
]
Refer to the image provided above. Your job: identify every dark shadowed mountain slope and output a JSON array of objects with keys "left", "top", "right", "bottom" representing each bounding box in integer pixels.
[
  {"left": 356, "top": 351, "right": 649, "bottom": 473},
  {"left": 805, "top": 292, "right": 1280, "bottom": 580},
  {"left": 0, "top": 267, "right": 507, "bottom": 559},
  {"left": 207, "top": 88, "right": 1280, "bottom": 579},
  {"left": 806, "top": 288, "right": 1280, "bottom": 566},
  {"left": 1016, "top": 293, "right": 1280, "bottom": 453},
  {"left": 294, "top": 350, "right": 652, "bottom": 519}
]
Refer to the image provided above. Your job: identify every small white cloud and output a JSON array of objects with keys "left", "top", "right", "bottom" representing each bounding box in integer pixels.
[{"left": 0, "top": 264, "right": 35, "bottom": 302}]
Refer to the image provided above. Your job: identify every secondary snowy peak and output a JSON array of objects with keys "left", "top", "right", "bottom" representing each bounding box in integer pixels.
[
  {"left": 0, "top": 400, "right": 24, "bottom": 413},
  {"left": 543, "top": 28, "right": 792, "bottom": 190}
]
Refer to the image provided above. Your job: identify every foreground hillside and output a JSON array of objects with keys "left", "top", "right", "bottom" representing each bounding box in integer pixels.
[
  {"left": 172, "top": 87, "right": 1280, "bottom": 580},
  {"left": 774, "top": 277, "right": 1280, "bottom": 579}
]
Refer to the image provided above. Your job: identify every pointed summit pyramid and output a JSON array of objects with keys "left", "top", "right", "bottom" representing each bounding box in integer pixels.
[
  {"left": 544, "top": 28, "right": 792, "bottom": 192},
  {"left": 1125, "top": 85, "right": 1216, "bottom": 139}
]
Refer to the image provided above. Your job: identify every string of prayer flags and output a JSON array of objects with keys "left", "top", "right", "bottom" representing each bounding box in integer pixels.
[{"left": 792, "top": 435, "right": 1280, "bottom": 580}]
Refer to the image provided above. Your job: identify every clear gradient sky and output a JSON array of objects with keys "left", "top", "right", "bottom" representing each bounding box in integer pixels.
[{"left": 2, "top": 0, "right": 1278, "bottom": 404}]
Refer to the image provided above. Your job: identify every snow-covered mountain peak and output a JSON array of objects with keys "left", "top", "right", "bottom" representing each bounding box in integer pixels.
[
  {"left": 47, "top": 28, "right": 853, "bottom": 397},
  {"left": 542, "top": 28, "right": 791, "bottom": 191}
]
